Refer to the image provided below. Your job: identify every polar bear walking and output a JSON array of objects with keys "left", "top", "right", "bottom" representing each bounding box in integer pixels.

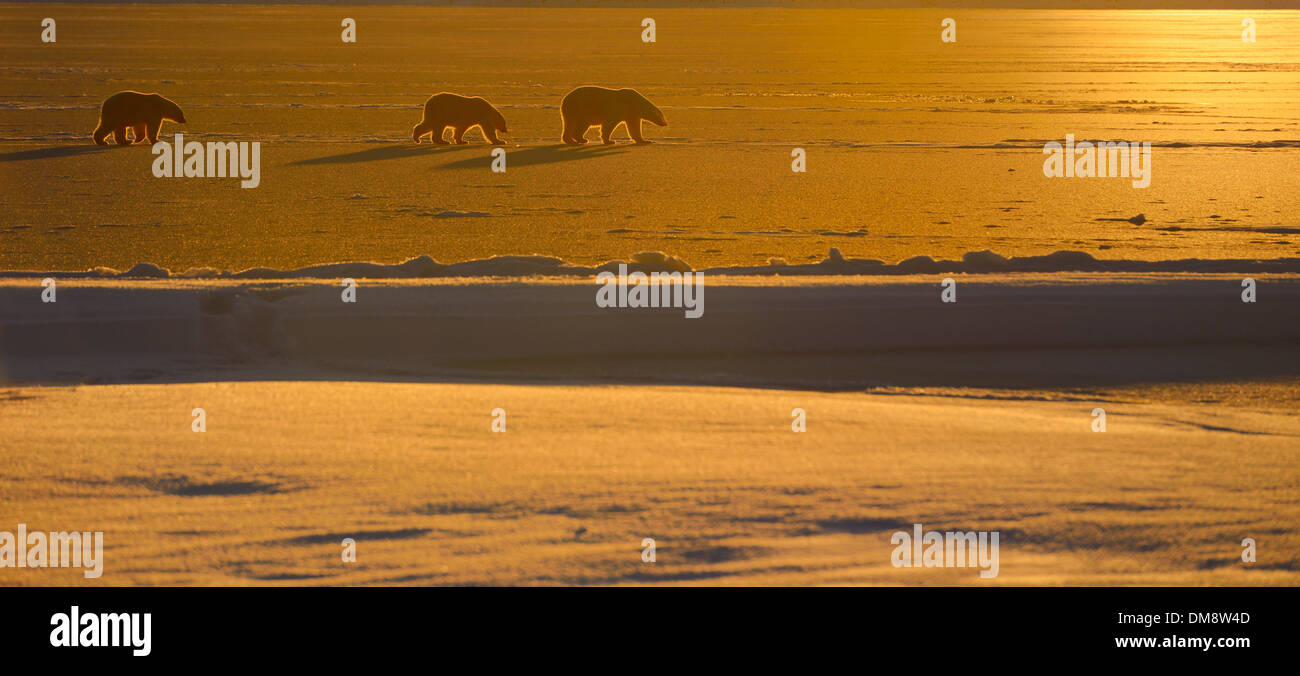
[
  {"left": 560, "top": 86, "right": 667, "bottom": 145},
  {"left": 412, "top": 93, "right": 509, "bottom": 145},
  {"left": 92, "top": 91, "right": 186, "bottom": 146}
]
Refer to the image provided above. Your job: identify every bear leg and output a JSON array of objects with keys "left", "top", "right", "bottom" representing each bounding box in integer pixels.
[
  {"left": 561, "top": 117, "right": 585, "bottom": 145},
  {"left": 92, "top": 123, "right": 110, "bottom": 146},
  {"left": 473, "top": 124, "right": 500, "bottom": 145},
  {"left": 131, "top": 124, "right": 147, "bottom": 144},
  {"left": 431, "top": 126, "right": 451, "bottom": 145},
  {"left": 567, "top": 124, "right": 592, "bottom": 145},
  {"left": 113, "top": 127, "right": 132, "bottom": 146},
  {"left": 452, "top": 127, "right": 469, "bottom": 145},
  {"left": 145, "top": 118, "right": 163, "bottom": 144},
  {"left": 600, "top": 121, "right": 621, "bottom": 145},
  {"left": 628, "top": 119, "right": 651, "bottom": 144}
]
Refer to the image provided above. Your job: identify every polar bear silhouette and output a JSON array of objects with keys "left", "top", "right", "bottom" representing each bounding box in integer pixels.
[
  {"left": 560, "top": 86, "right": 667, "bottom": 145},
  {"left": 412, "top": 93, "right": 508, "bottom": 145},
  {"left": 91, "top": 91, "right": 186, "bottom": 146}
]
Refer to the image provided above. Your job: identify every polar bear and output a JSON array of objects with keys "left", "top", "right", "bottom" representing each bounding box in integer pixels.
[
  {"left": 92, "top": 91, "right": 186, "bottom": 146},
  {"left": 560, "top": 86, "right": 667, "bottom": 145},
  {"left": 412, "top": 93, "right": 508, "bottom": 145}
]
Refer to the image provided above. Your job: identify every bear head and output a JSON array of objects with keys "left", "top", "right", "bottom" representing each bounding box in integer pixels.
[
  {"left": 624, "top": 89, "right": 667, "bottom": 127},
  {"left": 156, "top": 94, "right": 186, "bottom": 124},
  {"left": 483, "top": 100, "right": 508, "bottom": 134}
]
